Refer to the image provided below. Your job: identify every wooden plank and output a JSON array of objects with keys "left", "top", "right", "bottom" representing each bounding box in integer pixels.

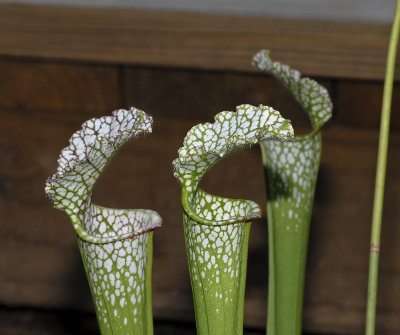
[
  {"left": 336, "top": 80, "right": 400, "bottom": 131},
  {"left": 0, "top": 0, "right": 394, "bottom": 24},
  {"left": 0, "top": 59, "right": 121, "bottom": 114},
  {"left": 1, "top": 99, "right": 400, "bottom": 334},
  {"left": 0, "top": 3, "right": 395, "bottom": 80},
  {"left": 123, "top": 66, "right": 331, "bottom": 131}
]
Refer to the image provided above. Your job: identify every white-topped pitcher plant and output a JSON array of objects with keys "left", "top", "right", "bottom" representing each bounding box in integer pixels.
[
  {"left": 173, "top": 51, "right": 332, "bottom": 335},
  {"left": 45, "top": 108, "right": 162, "bottom": 334},
  {"left": 173, "top": 104, "right": 294, "bottom": 334},
  {"left": 253, "top": 50, "right": 332, "bottom": 335}
]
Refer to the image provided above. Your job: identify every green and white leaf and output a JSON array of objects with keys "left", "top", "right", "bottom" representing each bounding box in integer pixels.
[
  {"left": 45, "top": 108, "right": 161, "bottom": 335},
  {"left": 173, "top": 104, "right": 294, "bottom": 335},
  {"left": 174, "top": 104, "right": 293, "bottom": 226},
  {"left": 253, "top": 50, "right": 332, "bottom": 335},
  {"left": 253, "top": 49, "right": 332, "bottom": 133}
]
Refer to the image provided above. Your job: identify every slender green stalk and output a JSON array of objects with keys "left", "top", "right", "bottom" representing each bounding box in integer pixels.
[{"left": 366, "top": 2, "right": 400, "bottom": 334}]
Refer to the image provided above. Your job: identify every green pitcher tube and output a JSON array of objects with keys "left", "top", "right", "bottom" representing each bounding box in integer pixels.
[
  {"left": 45, "top": 108, "right": 162, "bottom": 334},
  {"left": 173, "top": 104, "right": 294, "bottom": 335},
  {"left": 253, "top": 50, "right": 332, "bottom": 335}
]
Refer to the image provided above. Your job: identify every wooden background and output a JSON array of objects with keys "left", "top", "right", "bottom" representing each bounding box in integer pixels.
[
  {"left": 0, "top": 3, "right": 400, "bottom": 335},
  {"left": 0, "top": 0, "right": 395, "bottom": 23}
]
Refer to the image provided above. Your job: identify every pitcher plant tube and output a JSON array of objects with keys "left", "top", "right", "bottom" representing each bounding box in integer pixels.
[
  {"left": 45, "top": 108, "right": 162, "bottom": 335},
  {"left": 253, "top": 50, "right": 332, "bottom": 335},
  {"left": 173, "top": 104, "right": 294, "bottom": 335}
]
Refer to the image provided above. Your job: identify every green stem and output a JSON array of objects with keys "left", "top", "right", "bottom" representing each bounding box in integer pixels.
[{"left": 366, "top": 1, "right": 400, "bottom": 334}]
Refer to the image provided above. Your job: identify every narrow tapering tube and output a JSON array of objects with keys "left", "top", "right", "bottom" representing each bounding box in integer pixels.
[
  {"left": 173, "top": 104, "right": 294, "bottom": 334},
  {"left": 45, "top": 108, "right": 162, "bottom": 334},
  {"left": 253, "top": 50, "right": 332, "bottom": 335}
]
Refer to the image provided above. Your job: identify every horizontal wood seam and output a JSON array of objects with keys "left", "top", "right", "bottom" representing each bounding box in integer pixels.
[{"left": 0, "top": 3, "right": 396, "bottom": 80}]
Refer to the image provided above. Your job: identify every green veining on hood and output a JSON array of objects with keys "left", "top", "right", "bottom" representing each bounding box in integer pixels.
[
  {"left": 173, "top": 103, "right": 294, "bottom": 335},
  {"left": 45, "top": 108, "right": 161, "bottom": 335}
]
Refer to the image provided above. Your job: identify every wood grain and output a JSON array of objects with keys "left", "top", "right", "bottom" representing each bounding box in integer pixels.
[
  {"left": 123, "top": 66, "right": 318, "bottom": 132},
  {"left": 0, "top": 59, "right": 121, "bottom": 114},
  {"left": 0, "top": 3, "right": 396, "bottom": 80},
  {"left": 336, "top": 80, "right": 400, "bottom": 131}
]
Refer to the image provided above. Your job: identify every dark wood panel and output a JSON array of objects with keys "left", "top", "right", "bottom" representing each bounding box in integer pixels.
[
  {"left": 336, "top": 80, "right": 400, "bottom": 131},
  {"left": 0, "top": 3, "right": 395, "bottom": 80},
  {"left": 0, "top": 59, "right": 121, "bottom": 114},
  {"left": 123, "top": 66, "right": 331, "bottom": 133}
]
